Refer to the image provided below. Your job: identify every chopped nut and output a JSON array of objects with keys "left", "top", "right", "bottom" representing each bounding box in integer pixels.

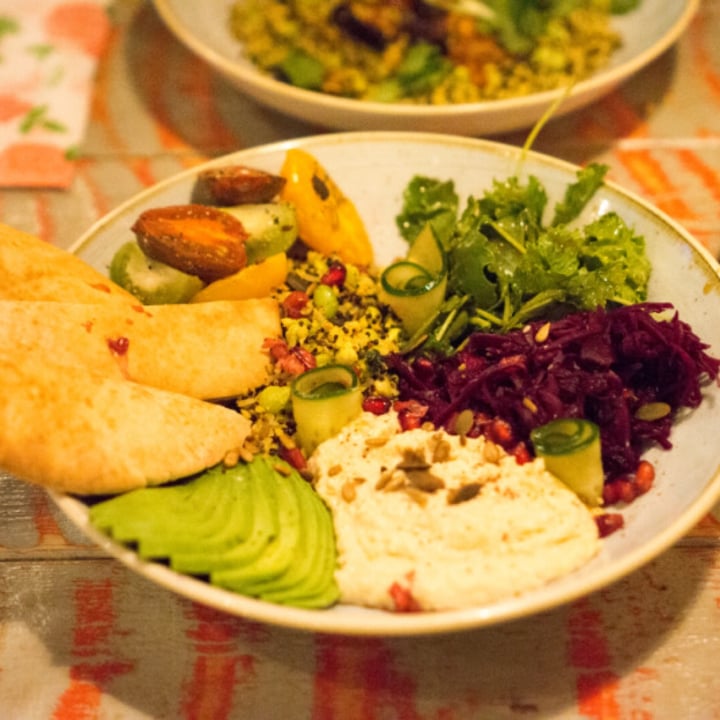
[
  {"left": 384, "top": 472, "right": 407, "bottom": 492},
  {"left": 454, "top": 409, "right": 474, "bottom": 436},
  {"left": 405, "top": 468, "right": 445, "bottom": 492},
  {"left": 534, "top": 321, "right": 551, "bottom": 343},
  {"left": 523, "top": 397, "right": 538, "bottom": 413},
  {"left": 403, "top": 486, "right": 429, "bottom": 507},
  {"left": 375, "top": 469, "right": 397, "bottom": 491},
  {"left": 396, "top": 448, "right": 430, "bottom": 471},
  {"left": 365, "top": 436, "right": 390, "bottom": 448},
  {"left": 276, "top": 427, "right": 296, "bottom": 450},
  {"left": 223, "top": 450, "right": 240, "bottom": 467},
  {"left": 341, "top": 481, "right": 357, "bottom": 502},
  {"left": 482, "top": 439, "right": 502, "bottom": 464},
  {"left": 448, "top": 483, "right": 481, "bottom": 505},
  {"left": 238, "top": 446, "right": 255, "bottom": 464},
  {"left": 328, "top": 464, "right": 343, "bottom": 476},
  {"left": 634, "top": 401, "right": 671, "bottom": 421},
  {"left": 429, "top": 433, "right": 452, "bottom": 463}
]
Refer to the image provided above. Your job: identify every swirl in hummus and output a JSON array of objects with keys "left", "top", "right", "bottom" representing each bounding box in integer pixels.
[{"left": 310, "top": 411, "right": 600, "bottom": 612}]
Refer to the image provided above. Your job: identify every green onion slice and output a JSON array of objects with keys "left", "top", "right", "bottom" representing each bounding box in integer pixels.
[
  {"left": 380, "top": 223, "right": 448, "bottom": 336},
  {"left": 291, "top": 364, "right": 363, "bottom": 455},
  {"left": 530, "top": 418, "right": 604, "bottom": 507}
]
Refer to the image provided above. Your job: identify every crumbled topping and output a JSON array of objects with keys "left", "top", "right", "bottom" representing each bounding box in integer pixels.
[{"left": 447, "top": 482, "right": 481, "bottom": 505}]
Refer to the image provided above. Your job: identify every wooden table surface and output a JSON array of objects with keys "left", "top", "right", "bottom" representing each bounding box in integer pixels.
[{"left": 1, "top": 1, "right": 720, "bottom": 718}]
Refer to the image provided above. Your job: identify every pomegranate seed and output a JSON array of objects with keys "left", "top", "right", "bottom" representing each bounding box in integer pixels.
[
  {"left": 362, "top": 396, "right": 391, "bottom": 415},
  {"left": 107, "top": 336, "right": 129, "bottom": 355},
  {"left": 394, "top": 399, "right": 428, "bottom": 431},
  {"left": 617, "top": 479, "right": 637, "bottom": 504},
  {"left": 279, "top": 446, "right": 307, "bottom": 471},
  {"left": 388, "top": 582, "right": 422, "bottom": 613},
  {"left": 277, "top": 346, "right": 316, "bottom": 376},
  {"left": 595, "top": 513, "right": 624, "bottom": 538},
  {"left": 263, "top": 338, "right": 289, "bottom": 361},
  {"left": 282, "top": 290, "right": 310, "bottom": 318},
  {"left": 602, "top": 482, "right": 621, "bottom": 505},
  {"left": 512, "top": 442, "right": 532, "bottom": 464},
  {"left": 320, "top": 261, "right": 346, "bottom": 287},
  {"left": 634, "top": 460, "right": 655, "bottom": 495},
  {"left": 487, "top": 418, "right": 514, "bottom": 447}
]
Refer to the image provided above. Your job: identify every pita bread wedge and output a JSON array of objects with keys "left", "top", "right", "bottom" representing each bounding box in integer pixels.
[
  {"left": 0, "top": 298, "right": 281, "bottom": 399},
  {"left": 0, "top": 223, "right": 135, "bottom": 304},
  {"left": 0, "top": 353, "right": 251, "bottom": 495}
]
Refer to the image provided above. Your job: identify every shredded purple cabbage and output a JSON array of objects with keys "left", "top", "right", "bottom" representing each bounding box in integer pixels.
[{"left": 386, "top": 303, "right": 720, "bottom": 481}]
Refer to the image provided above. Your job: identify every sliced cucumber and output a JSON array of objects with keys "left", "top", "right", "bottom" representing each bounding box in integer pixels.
[
  {"left": 109, "top": 241, "right": 205, "bottom": 305},
  {"left": 221, "top": 202, "right": 298, "bottom": 264},
  {"left": 379, "top": 223, "right": 448, "bottom": 336},
  {"left": 291, "top": 364, "right": 363, "bottom": 455},
  {"left": 530, "top": 418, "right": 604, "bottom": 506}
]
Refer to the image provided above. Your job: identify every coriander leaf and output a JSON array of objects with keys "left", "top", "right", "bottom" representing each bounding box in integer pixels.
[
  {"left": 573, "top": 211, "right": 651, "bottom": 304},
  {"left": 477, "top": 174, "right": 547, "bottom": 230},
  {"left": 448, "top": 226, "right": 498, "bottom": 307},
  {"left": 551, "top": 163, "right": 608, "bottom": 226},
  {"left": 480, "top": 0, "right": 587, "bottom": 54},
  {"left": 396, "top": 176, "right": 459, "bottom": 246},
  {"left": 395, "top": 42, "right": 452, "bottom": 97},
  {"left": 512, "top": 225, "right": 584, "bottom": 295}
]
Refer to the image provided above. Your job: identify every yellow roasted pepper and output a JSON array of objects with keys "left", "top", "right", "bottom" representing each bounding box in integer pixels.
[
  {"left": 189, "top": 252, "right": 288, "bottom": 302},
  {"left": 279, "top": 148, "right": 373, "bottom": 267}
]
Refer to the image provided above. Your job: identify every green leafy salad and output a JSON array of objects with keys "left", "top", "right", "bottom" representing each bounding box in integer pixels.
[{"left": 392, "top": 162, "right": 651, "bottom": 353}]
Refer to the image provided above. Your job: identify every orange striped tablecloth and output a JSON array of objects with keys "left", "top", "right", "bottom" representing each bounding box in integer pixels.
[{"left": 1, "top": 1, "right": 719, "bottom": 718}]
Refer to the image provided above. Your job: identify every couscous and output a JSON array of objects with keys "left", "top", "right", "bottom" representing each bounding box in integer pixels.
[
  {"left": 229, "top": 0, "right": 630, "bottom": 104},
  {"left": 235, "top": 248, "right": 404, "bottom": 457}
]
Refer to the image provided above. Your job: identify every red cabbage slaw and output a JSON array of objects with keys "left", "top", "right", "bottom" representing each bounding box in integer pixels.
[{"left": 386, "top": 302, "right": 720, "bottom": 485}]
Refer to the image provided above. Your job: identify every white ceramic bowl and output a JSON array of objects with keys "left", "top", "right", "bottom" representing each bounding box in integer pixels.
[
  {"left": 55, "top": 131, "right": 720, "bottom": 636},
  {"left": 151, "top": 0, "right": 698, "bottom": 135}
]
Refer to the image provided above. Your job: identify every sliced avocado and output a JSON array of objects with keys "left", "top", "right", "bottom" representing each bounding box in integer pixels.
[
  {"left": 90, "top": 479, "right": 200, "bottom": 544},
  {"left": 89, "top": 456, "right": 339, "bottom": 609},
  {"left": 109, "top": 241, "right": 205, "bottom": 304},
  {"left": 221, "top": 202, "right": 297, "bottom": 264},
  {"left": 91, "top": 467, "right": 239, "bottom": 559},
  {"left": 262, "top": 483, "right": 339, "bottom": 608},
  {"left": 170, "top": 467, "right": 255, "bottom": 573},
  {"left": 241, "top": 471, "right": 312, "bottom": 598},
  {"left": 206, "top": 458, "right": 278, "bottom": 575},
  {"left": 257, "top": 479, "right": 339, "bottom": 608},
  {"left": 137, "top": 468, "right": 235, "bottom": 558},
  {"left": 247, "top": 470, "right": 315, "bottom": 597},
  {"left": 211, "top": 458, "right": 299, "bottom": 591}
]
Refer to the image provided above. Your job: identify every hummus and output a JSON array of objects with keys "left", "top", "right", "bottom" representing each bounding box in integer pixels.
[{"left": 310, "top": 411, "right": 600, "bottom": 611}]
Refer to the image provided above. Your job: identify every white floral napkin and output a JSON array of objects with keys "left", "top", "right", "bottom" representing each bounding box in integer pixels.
[{"left": 0, "top": 0, "right": 110, "bottom": 188}]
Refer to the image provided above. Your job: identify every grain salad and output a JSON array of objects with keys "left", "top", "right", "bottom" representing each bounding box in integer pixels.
[
  {"left": 229, "top": 0, "right": 625, "bottom": 104},
  {"left": 235, "top": 248, "right": 403, "bottom": 458}
]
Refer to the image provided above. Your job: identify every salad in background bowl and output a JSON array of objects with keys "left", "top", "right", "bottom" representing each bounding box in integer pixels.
[{"left": 151, "top": 0, "right": 698, "bottom": 134}]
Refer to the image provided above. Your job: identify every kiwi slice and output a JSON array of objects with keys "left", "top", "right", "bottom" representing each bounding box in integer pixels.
[
  {"left": 221, "top": 202, "right": 298, "bottom": 264},
  {"left": 109, "top": 241, "right": 205, "bottom": 305}
]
